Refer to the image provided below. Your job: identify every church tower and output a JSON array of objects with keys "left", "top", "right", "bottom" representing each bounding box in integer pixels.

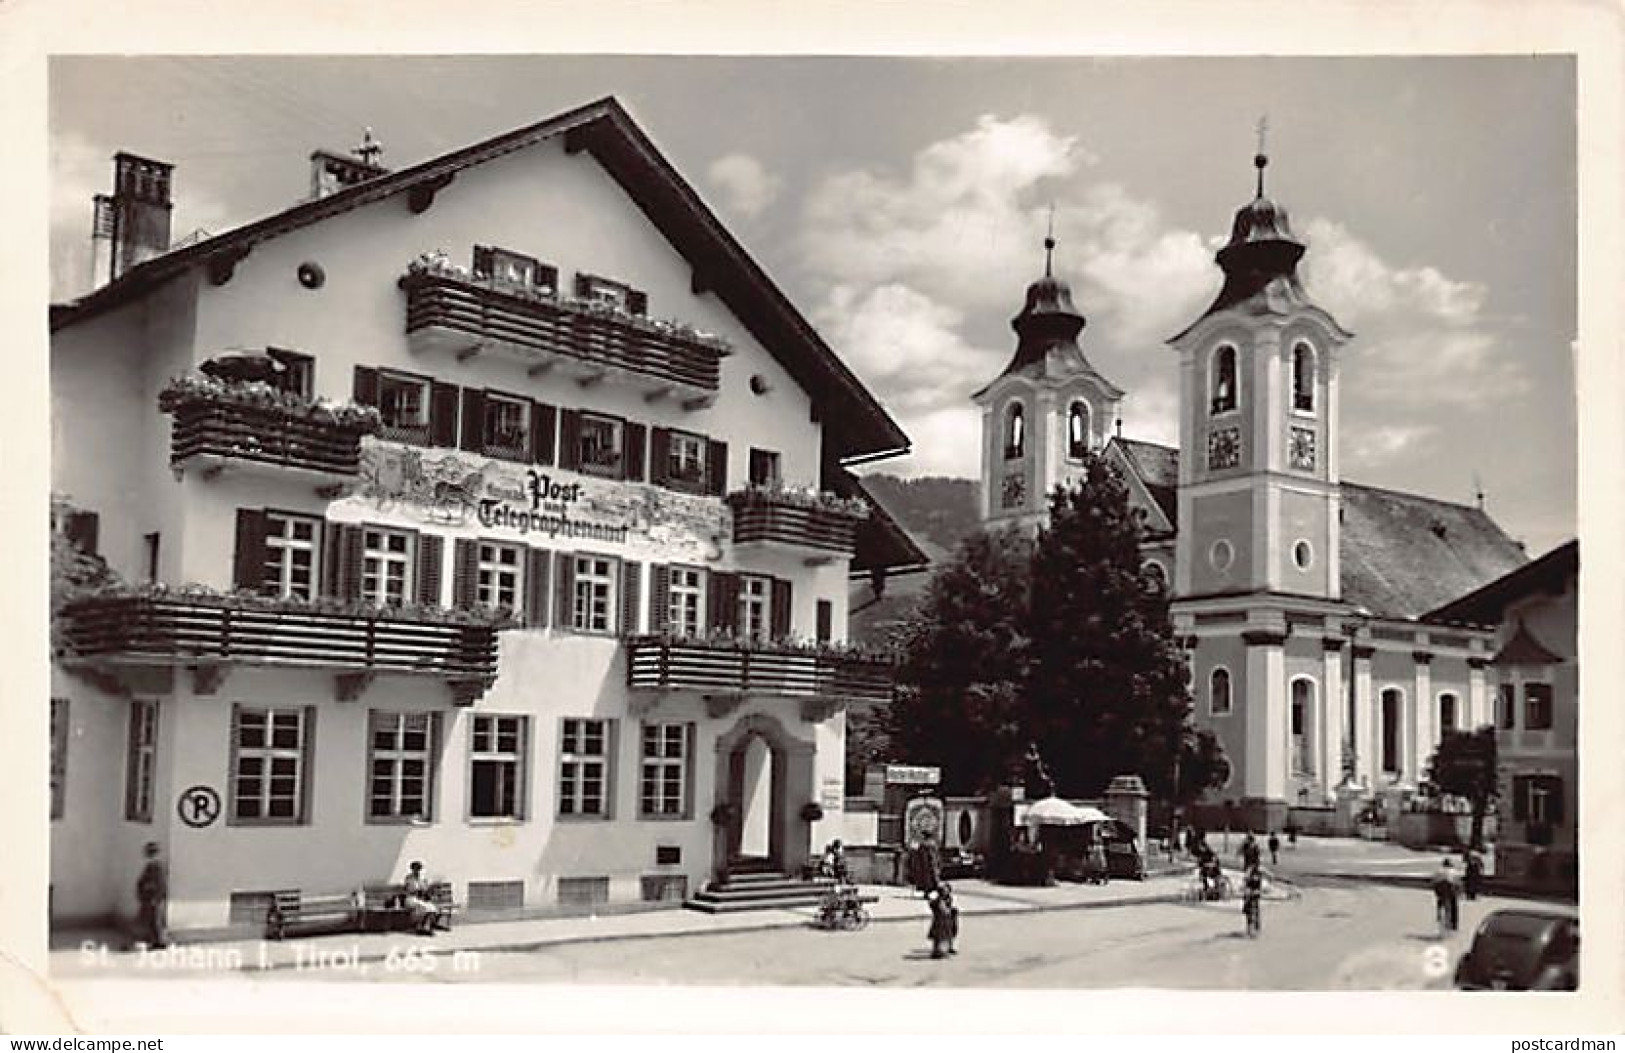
[
  {"left": 974, "top": 231, "right": 1124, "bottom": 531},
  {"left": 1169, "top": 142, "right": 1352, "bottom": 601}
]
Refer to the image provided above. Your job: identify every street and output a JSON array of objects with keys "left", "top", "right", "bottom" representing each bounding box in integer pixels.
[{"left": 332, "top": 881, "right": 1531, "bottom": 990}]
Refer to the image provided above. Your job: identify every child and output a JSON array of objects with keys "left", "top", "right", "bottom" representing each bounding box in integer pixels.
[{"left": 927, "top": 883, "right": 959, "bottom": 959}]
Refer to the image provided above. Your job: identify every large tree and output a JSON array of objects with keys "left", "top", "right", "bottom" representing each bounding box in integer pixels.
[
  {"left": 1425, "top": 726, "right": 1499, "bottom": 850},
  {"left": 885, "top": 527, "right": 1034, "bottom": 794},
  {"left": 1025, "top": 453, "right": 1228, "bottom": 802}
]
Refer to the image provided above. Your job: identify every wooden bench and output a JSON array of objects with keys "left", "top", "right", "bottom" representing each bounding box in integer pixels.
[{"left": 264, "top": 891, "right": 359, "bottom": 940}]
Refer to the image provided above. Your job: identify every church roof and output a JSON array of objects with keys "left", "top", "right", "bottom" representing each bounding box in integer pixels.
[
  {"left": 974, "top": 243, "right": 1123, "bottom": 400},
  {"left": 50, "top": 96, "right": 909, "bottom": 464},
  {"left": 1108, "top": 439, "right": 1529, "bottom": 619}
]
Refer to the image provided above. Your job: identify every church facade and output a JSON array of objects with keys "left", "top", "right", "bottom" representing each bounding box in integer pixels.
[{"left": 975, "top": 151, "right": 1527, "bottom": 831}]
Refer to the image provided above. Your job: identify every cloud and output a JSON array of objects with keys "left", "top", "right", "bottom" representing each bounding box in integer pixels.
[
  {"left": 1302, "top": 218, "right": 1522, "bottom": 406},
  {"left": 706, "top": 153, "right": 781, "bottom": 220},
  {"left": 1345, "top": 423, "right": 1440, "bottom": 469},
  {"left": 873, "top": 404, "right": 986, "bottom": 479}
]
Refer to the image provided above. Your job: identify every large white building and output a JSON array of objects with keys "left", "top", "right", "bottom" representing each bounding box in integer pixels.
[
  {"left": 48, "top": 97, "right": 923, "bottom": 933},
  {"left": 974, "top": 150, "right": 1529, "bottom": 831}
]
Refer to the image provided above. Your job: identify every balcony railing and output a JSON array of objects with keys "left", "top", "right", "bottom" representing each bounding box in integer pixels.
[
  {"left": 61, "top": 594, "right": 500, "bottom": 703},
  {"left": 167, "top": 399, "right": 372, "bottom": 479},
  {"left": 401, "top": 270, "right": 726, "bottom": 403},
  {"left": 725, "top": 490, "right": 867, "bottom": 557},
  {"left": 626, "top": 637, "right": 894, "bottom": 705}
]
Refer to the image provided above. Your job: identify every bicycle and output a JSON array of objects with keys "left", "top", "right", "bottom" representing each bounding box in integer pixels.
[{"left": 815, "top": 886, "right": 871, "bottom": 931}]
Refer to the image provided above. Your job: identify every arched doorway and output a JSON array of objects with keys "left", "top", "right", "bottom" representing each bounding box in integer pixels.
[{"left": 712, "top": 713, "right": 816, "bottom": 879}]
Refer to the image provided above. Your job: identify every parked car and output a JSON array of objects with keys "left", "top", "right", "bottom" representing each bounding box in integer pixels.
[{"left": 1454, "top": 909, "right": 1578, "bottom": 990}]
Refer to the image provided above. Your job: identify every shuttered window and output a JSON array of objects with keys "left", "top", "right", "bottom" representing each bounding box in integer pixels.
[
  {"left": 571, "top": 554, "right": 618, "bottom": 635},
  {"left": 263, "top": 512, "right": 320, "bottom": 599},
  {"left": 124, "top": 700, "right": 160, "bottom": 822},
  {"left": 738, "top": 575, "right": 771, "bottom": 641},
  {"left": 361, "top": 527, "right": 414, "bottom": 606},
  {"left": 667, "top": 566, "right": 704, "bottom": 638},
  {"left": 476, "top": 541, "right": 525, "bottom": 615}
]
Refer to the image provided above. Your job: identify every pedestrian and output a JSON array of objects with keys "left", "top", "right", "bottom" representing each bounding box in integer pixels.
[
  {"left": 1463, "top": 848, "right": 1483, "bottom": 902},
  {"left": 1286, "top": 823, "right": 1299, "bottom": 848},
  {"left": 1241, "top": 830, "right": 1261, "bottom": 871},
  {"left": 133, "top": 842, "right": 168, "bottom": 950},
  {"left": 1241, "top": 863, "right": 1264, "bottom": 937},
  {"left": 1267, "top": 830, "right": 1281, "bottom": 866},
  {"left": 1432, "top": 858, "right": 1461, "bottom": 934},
  {"left": 403, "top": 861, "right": 442, "bottom": 936},
  {"left": 926, "top": 883, "right": 958, "bottom": 959}
]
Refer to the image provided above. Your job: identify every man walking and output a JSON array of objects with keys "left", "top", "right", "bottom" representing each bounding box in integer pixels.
[
  {"left": 134, "top": 842, "right": 168, "bottom": 950},
  {"left": 1432, "top": 857, "right": 1461, "bottom": 934},
  {"left": 1267, "top": 830, "right": 1281, "bottom": 866},
  {"left": 1241, "top": 831, "right": 1261, "bottom": 872}
]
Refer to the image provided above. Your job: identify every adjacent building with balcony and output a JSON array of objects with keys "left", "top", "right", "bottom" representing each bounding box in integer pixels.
[
  {"left": 1426, "top": 540, "right": 1578, "bottom": 893},
  {"left": 48, "top": 97, "right": 924, "bottom": 933}
]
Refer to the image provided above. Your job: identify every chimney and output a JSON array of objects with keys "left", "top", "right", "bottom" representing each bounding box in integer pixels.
[
  {"left": 103, "top": 152, "right": 175, "bottom": 282},
  {"left": 309, "top": 128, "right": 389, "bottom": 201}
]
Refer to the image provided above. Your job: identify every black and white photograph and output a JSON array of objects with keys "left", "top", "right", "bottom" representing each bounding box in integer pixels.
[{"left": 5, "top": 0, "right": 1622, "bottom": 1038}]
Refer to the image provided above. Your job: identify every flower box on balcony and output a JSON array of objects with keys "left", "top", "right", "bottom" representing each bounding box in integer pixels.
[
  {"left": 400, "top": 260, "right": 728, "bottom": 405},
  {"left": 159, "top": 374, "right": 381, "bottom": 481},
  {"left": 625, "top": 635, "right": 894, "bottom": 706},
  {"left": 726, "top": 486, "right": 869, "bottom": 557},
  {"left": 60, "top": 587, "right": 505, "bottom": 704}
]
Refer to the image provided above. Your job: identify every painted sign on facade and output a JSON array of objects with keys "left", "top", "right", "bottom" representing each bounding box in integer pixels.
[
  {"left": 885, "top": 764, "right": 942, "bottom": 786},
  {"left": 333, "top": 441, "right": 730, "bottom": 561}
]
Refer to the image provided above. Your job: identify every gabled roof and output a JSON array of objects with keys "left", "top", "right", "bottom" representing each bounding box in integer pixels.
[
  {"left": 1491, "top": 621, "right": 1565, "bottom": 667},
  {"left": 1425, "top": 539, "right": 1578, "bottom": 628},
  {"left": 1108, "top": 438, "right": 1530, "bottom": 619},
  {"left": 1109, "top": 437, "right": 1180, "bottom": 528},
  {"left": 828, "top": 467, "right": 932, "bottom": 579},
  {"left": 51, "top": 96, "right": 909, "bottom": 464}
]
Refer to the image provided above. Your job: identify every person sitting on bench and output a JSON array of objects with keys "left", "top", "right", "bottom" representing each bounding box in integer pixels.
[{"left": 403, "top": 861, "right": 442, "bottom": 936}]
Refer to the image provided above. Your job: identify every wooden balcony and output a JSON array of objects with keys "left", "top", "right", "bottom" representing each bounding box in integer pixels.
[
  {"left": 61, "top": 594, "right": 500, "bottom": 704},
  {"left": 401, "top": 271, "right": 726, "bottom": 406},
  {"left": 626, "top": 637, "right": 895, "bottom": 712},
  {"left": 725, "top": 491, "right": 864, "bottom": 561},
  {"left": 166, "top": 398, "right": 371, "bottom": 483}
]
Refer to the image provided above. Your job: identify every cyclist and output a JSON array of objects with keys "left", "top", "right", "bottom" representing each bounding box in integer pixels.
[{"left": 1242, "top": 863, "right": 1264, "bottom": 937}]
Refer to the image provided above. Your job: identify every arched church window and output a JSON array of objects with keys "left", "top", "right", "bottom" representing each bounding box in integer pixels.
[
  {"left": 1380, "top": 688, "right": 1403, "bottom": 774},
  {"left": 1439, "top": 693, "right": 1458, "bottom": 735},
  {"left": 1291, "top": 678, "right": 1315, "bottom": 775},
  {"left": 1067, "top": 400, "right": 1091, "bottom": 460},
  {"left": 1210, "top": 668, "right": 1232, "bottom": 716},
  {"left": 1292, "top": 342, "right": 1316, "bottom": 413},
  {"left": 1211, "top": 345, "right": 1238, "bottom": 415},
  {"left": 1004, "top": 402, "right": 1026, "bottom": 460}
]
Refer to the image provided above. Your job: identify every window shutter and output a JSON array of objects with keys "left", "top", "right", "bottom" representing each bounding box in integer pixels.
[
  {"left": 430, "top": 382, "right": 461, "bottom": 448},
  {"left": 649, "top": 428, "right": 671, "bottom": 487},
  {"left": 65, "top": 510, "right": 100, "bottom": 556},
  {"left": 683, "top": 723, "right": 696, "bottom": 819},
  {"left": 574, "top": 273, "right": 593, "bottom": 299},
  {"left": 620, "top": 560, "right": 643, "bottom": 636},
  {"left": 1512, "top": 779, "right": 1528, "bottom": 820},
  {"left": 321, "top": 522, "right": 343, "bottom": 598},
  {"left": 535, "top": 264, "right": 559, "bottom": 296},
  {"left": 1548, "top": 778, "right": 1565, "bottom": 826},
  {"left": 770, "top": 578, "right": 793, "bottom": 640},
  {"left": 816, "top": 600, "right": 833, "bottom": 643},
  {"left": 705, "top": 439, "right": 729, "bottom": 496},
  {"left": 530, "top": 402, "right": 557, "bottom": 466},
  {"left": 649, "top": 565, "right": 671, "bottom": 635},
  {"left": 604, "top": 719, "right": 620, "bottom": 820},
  {"left": 232, "top": 509, "right": 268, "bottom": 591},
  {"left": 353, "top": 366, "right": 379, "bottom": 407},
  {"left": 416, "top": 534, "right": 445, "bottom": 606},
  {"left": 525, "top": 547, "right": 551, "bottom": 628},
  {"left": 558, "top": 410, "right": 581, "bottom": 471},
  {"left": 338, "top": 525, "right": 366, "bottom": 601},
  {"left": 708, "top": 571, "right": 739, "bottom": 636},
  {"left": 472, "top": 245, "right": 493, "bottom": 278},
  {"left": 624, "top": 422, "right": 647, "bottom": 483},
  {"left": 627, "top": 289, "right": 648, "bottom": 317},
  {"left": 460, "top": 388, "right": 486, "bottom": 453},
  {"left": 227, "top": 704, "right": 243, "bottom": 822},
  {"left": 554, "top": 551, "right": 576, "bottom": 630},
  {"left": 451, "top": 538, "right": 479, "bottom": 610},
  {"left": 300, "top": 705, "right": 317, "bottom": 824}
]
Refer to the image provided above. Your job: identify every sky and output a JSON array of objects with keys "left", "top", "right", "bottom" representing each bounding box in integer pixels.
[{"left": 48, "top": 55, "right": 1577, "bottom": 555}]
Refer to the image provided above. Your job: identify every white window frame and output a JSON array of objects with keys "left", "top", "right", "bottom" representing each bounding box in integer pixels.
[
  {"left": 559, "top": 718, "right": 612, "bottom": 818},
  {"left": 368, "top": 711, "right": 436, "bottom": 823},
  {"left": 1209, "top": 667, "right": 1233, "bottom": 716},
  {"left": 477, "top": 540, "right": 526, "bottom": 616},
  {"left": 231, "top": 706, "right": 310, "bottom": 825},
  {"left": 377, "top": 371, "right": 431, "bottom": 431},
  {"left": 667, "top": 431, "right": 707, "bottom": 487},
  {"left": 362, "top": 526, "right": 414, "bottom": 606},
  {"left": 572, "top": 555, "right": 617, "bottom": 634},
  {"left": 668, "top": 565, "right": 705, "bottom": 638},
  {"left": 264, "top": 511, "right": 320, "bottom": 600},
  {"left": 469, "top": 714, "right": 527, "bottom": 820},
  {"left": 125, "top": 699, "right": 160, "bottom": 822},
  {"left": 639, "top": 723, "right": 690, "bottom": 818},
  {"left": 738, "top": 574, "right": 772, "bottom": 641}
]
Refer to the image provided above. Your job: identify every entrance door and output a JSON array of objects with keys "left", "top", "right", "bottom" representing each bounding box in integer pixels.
[{"left": 727, "top": 733, "right": 781, "bottom": 865}]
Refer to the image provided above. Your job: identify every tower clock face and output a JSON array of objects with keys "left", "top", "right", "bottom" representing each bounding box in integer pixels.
[
  {"left": 1207, "top": 426, "right": 1241, "bottom": 471},
  {"left": 1001, "top": 472, "right": 1026, "bottom": 509},
  {"left": 1290, "top": 426, "right": 1317, "bottom": 471}
]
